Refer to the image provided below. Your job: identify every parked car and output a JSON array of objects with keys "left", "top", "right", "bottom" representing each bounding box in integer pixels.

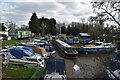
[{"left": 44, "top": 59, "right": 67, "bottom": 80}]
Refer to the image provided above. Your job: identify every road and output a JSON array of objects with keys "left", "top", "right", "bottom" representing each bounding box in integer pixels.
[{"left": 52, "top": 42, "right": 110, "bottom": 79}]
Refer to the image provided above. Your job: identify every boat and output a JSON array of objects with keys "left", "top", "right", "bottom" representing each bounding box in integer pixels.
[
  {"left": 64, "top": 38, "right": 74, "bottom": 45},
  {"left": 77, "top": 42, "right": 115, "bottom": 54},
  {"left": 39, "top": 43, "right": 56, "bottom": 57},
  {"left": 40, "top": 38, "right": 48, "bottom": 41},
  {"left": 19, "top": 41, "right": 43, "bottom": 47},
  {"left": 106, "top": 42, "right": 120, "bottom": 80},
  {"left": 44, "top": 59, "right": 67, "bottom": 80},
  {"left": 19, "top": 41, "right": 55, "bottom": 58},
  {"left": 82, "top": 39, "right": 93, "bottom": 44},
  {"left": 110, "top": 50, "right": 120, "bottom": 62},
  {"left": 1, "top": 47, "right": 45, "bottom": 67},
  {"left": 55, "top": 39, "right": 78, "bottom": 58},
  {"left": 106, "top": 61, "right": 120, "bottom": 80},
  {"left": 34, "top": 39, "right": 49, "bottom": 44},
  {"left": 73, "top": 37, "right": 79, "bottom": 44}
]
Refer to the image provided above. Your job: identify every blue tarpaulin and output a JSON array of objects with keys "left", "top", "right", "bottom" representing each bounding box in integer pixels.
[
  {"left": 46, "top": 59, "right": 65, "bottom": 75},
  {"left": 64, "top": 38, "right": 73, "bottom": 44},
  {"left": 83, "top": 39, "right": 91, "bottom": 44},
  {"left": 9, "top": 47, "right": 35, "bottom": 59}
]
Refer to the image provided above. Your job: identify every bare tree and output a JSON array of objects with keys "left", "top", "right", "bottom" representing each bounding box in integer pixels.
[{"left": 91, "top": 0, "right": 120, "bottom": 26}]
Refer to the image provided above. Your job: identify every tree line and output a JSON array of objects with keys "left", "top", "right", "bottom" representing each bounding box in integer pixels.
[{"left": 28, "top": 10, "right": 119, "bottom": 39}]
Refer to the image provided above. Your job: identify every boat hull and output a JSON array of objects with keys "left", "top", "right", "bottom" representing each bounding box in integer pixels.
[{"left": 77, "top": 47, "right": 115, "bottom": 54}]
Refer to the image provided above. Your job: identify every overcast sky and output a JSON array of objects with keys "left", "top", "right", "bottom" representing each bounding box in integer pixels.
[{"left": 0, "top": 0, "right": 95, "bottom": 26}]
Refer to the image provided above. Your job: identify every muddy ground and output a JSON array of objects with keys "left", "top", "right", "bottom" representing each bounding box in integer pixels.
[{"left": 52, "top": 43, "right": 111, "bottom": 79}]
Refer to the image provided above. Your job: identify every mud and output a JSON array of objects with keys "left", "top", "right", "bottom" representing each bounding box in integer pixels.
[{"left": 53, "top": 43, "right": 111, "bottom": 78}]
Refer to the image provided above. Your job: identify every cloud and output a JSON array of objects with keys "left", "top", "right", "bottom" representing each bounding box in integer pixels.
[{"left": 0, "top": 0, "right": 93, "bottom": 26}]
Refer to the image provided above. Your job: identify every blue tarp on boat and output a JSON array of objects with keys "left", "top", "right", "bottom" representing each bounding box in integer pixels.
[
  {"left": 64, "top": 38, "right": 73, "bottom": 45},
  {"left": 83, "top": 39, "right": 91, "bottom": 44},
  {"left": 40, "top": 38, "right": 48, "bottom": 41},
  {"left": 9, "top": 47, "right": 35, "bottom": 59},
  {"left": 46, "top": 59, "right": 65, "bottom": 75}
]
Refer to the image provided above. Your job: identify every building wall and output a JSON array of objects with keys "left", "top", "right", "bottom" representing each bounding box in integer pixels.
[
  {"left": 18, "top": 31, "right": 31, "bottom": 38},
  {"left": 9, "top": 30, "right": 31, "bottom": 38}
]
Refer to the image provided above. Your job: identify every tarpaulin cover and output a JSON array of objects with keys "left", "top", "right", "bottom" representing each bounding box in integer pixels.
[
  {"left": 46, "top": 59, "right": 65, "bottom": 75},
  {"left": 25, "top": 46, "right": 47, "bottom": 55},
  {"left": 83, "top": 39, "right": 91, "bottom": 44},
  {"left": 40, "top": 38, "right": 48, "bottom": 41},
  {"left": 9, "top": 47, "right": 35, "bottom": 59}
]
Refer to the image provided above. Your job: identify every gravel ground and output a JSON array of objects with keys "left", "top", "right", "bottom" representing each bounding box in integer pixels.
[{"left": 52, "top": 43, "right": 110, "bottom": 79}]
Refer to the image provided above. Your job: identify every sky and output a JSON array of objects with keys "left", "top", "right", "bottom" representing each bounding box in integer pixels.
[{"left": 0, "top": 0, "right": 95, "bottom": 26}]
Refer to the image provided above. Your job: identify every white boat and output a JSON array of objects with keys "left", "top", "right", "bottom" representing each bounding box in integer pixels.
[
  {"left": 77, "top": 42, "right": 115, "bottom": 54},
  {"left": 0, "top": 47, "right": 45, "bottom": 67}
]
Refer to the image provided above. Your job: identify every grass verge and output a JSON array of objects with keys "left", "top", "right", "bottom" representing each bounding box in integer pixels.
[
  {"left": 3, "top": 64, "right": 45, "bottom": 79},
  {"left": 0, "top": 39, "right": 30, "bottom": 48}
]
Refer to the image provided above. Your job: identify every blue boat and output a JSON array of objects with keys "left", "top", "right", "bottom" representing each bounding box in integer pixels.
[
  {"left": 44, "top": 59, "right": 66, "bottom": 79},
  {"left": 40, "top": 38, "right": 48, "bottom": 41},
  {"left": 64, "top": 38, "right": 73, "bottom": 45},
  {"left": 77, "top": 42, "right": 115, "bottom": 54},
  {"left": 82, "top": 39, "right": 92, "bottom": 44}
]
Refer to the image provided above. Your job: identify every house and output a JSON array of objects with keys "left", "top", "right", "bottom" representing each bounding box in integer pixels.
[{"left": 9, "top": 30, "right": 31, "bottom": 39}]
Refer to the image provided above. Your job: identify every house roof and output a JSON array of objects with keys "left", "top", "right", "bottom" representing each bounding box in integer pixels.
[{"left": 79, "top": 33, "right": 90, "bottom": 37}]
